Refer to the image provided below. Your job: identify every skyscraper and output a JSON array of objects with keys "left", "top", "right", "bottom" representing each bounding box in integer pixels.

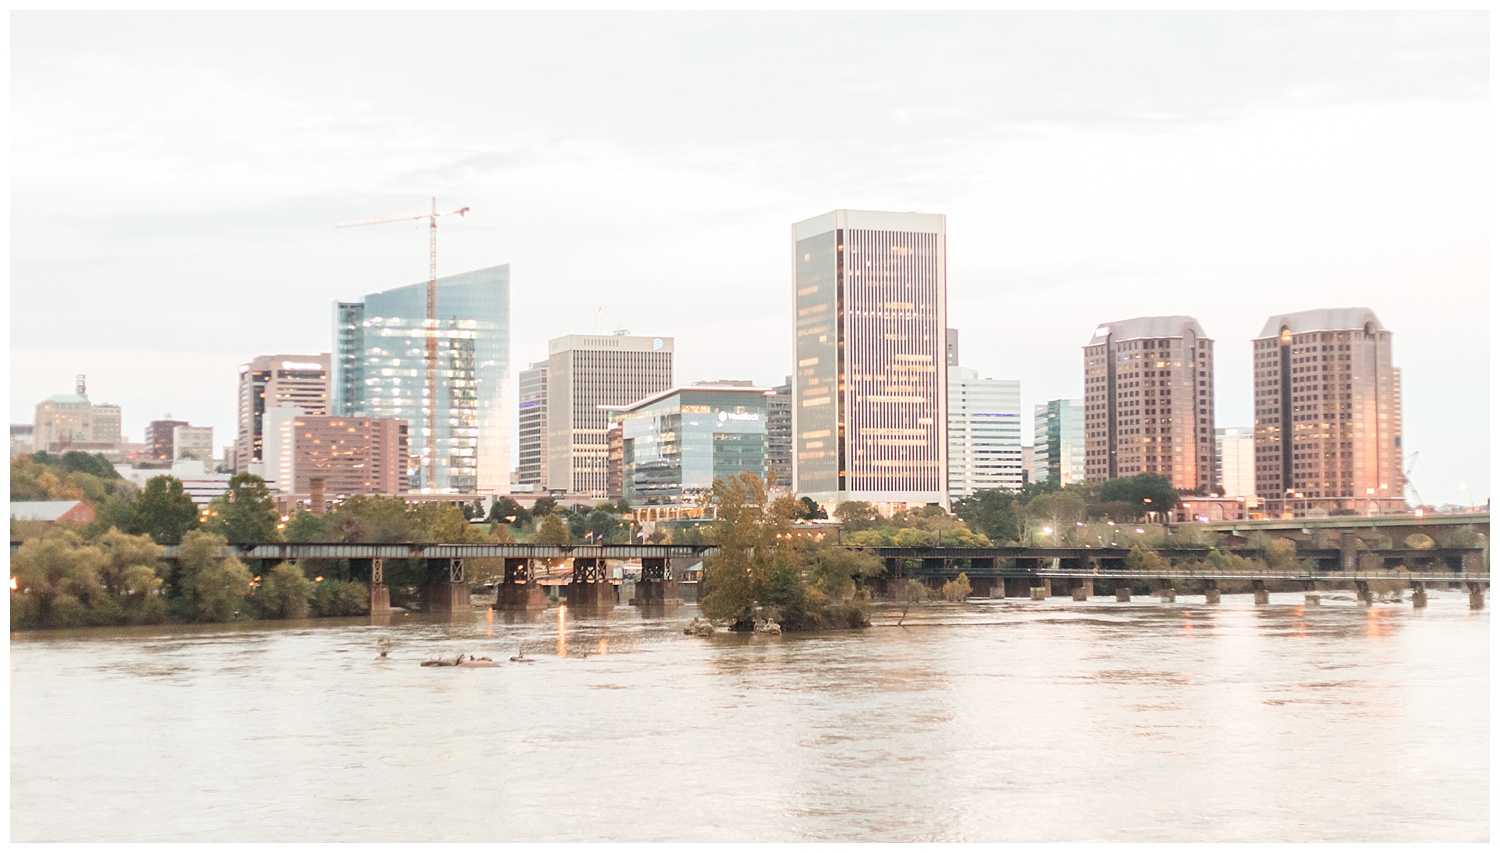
[
  {"left": 1083, "top": 316, "right": 1215, "bottom": 492},
  {"left": 947, "top": 367, "right": 1022, "bottom": 501},
  {"left": 1252, "top": 308, "right": 1403, "bottom": 516},
  {"left": 545, "top": 333, "right": 673, "bottom": 496},
  {"left": 235, "top": 354, "right": 330, "bottom": 475},
  {"left": 333, "top": 265, "right": 510, "bottom": 494},
  {"left": 792, "top": 209, "right": 948, "bottom": 509},
  {"left": 1034, "top": 398, "right": 1086, "bottom": 487},
  {"left": 766, "top": 377, "right": 793, "bottom": 488},
  {"left": 1216, "top": 426, "right": 1256, "bottom": 504},
  {"left": 516, "top": 360, "right": 548, "bottom": 488}
]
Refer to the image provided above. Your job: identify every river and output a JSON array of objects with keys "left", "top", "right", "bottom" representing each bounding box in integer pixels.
[{"left": 9, "top": 589, "right": 1489, "bottom": 842}]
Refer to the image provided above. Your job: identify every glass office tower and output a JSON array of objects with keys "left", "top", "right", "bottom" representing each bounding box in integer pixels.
[
  {"left": 333, "top": 265, "right": 510, "bottom": 494},
  {"left": 614, "top": 386, "right": 771, "bottom": 505}
]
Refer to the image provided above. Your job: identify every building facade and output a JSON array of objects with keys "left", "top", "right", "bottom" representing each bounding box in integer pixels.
[
  {"left": 173, "top": 425, "right": 215, "bottom": 464},
  {"left": 235, "top": 354, "right": 330, "bottom": 474},
  {"left": 1033, "top": 398, "right": 1087, "bottom": 487},
  {"left": 1215, "top": 426, "right": 1256, "bottom": 505},
  {"left": 262, "top": 409, "right": 409, "bottom": 496},
  {"left": 613, "top": 385, "right": 771, "bottom": 505},
  {"left": 333, "top": 265, "right": 510, "bottom": 494},
  {"left": 148, "top": 419, "right": 188, "bottom": 462},
  {"left": 766, "top": 377, "right": 793, "bottom": 488},
  {"left": 32, "top": 375, "right": 123, "bottom": 458},
  {"left": 544, "top": 333, "right": 674, "bottom": 496},
  {"left": 1252, "top": 308, "right": 1404, "bottom": 516},
  {"left": 1083, "top": 316, "right": 1216, "bottom": 492},
  {"left": 793, "top": 209, "right": 948, "bottom": 509},
  {"left": 516, "top": 360, "right": 548, "bottom": 488},
  {"left": 947, "top": 367, "right": 1022, "bottom": 500}
]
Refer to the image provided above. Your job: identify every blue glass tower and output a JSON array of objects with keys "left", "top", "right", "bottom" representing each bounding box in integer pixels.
[{"left": 333, "top": 265, "right": 510, "bottom": 494}]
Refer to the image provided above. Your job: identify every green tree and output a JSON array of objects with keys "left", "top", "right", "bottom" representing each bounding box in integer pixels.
[
  {"left": 284, "top": 509, "right": 338, "bottom": 542},
  {"left": 833, "top": 501, "right": 881, "bottom": 532},
  {"left": 10, "top": 530, "right": 108, "bottom": 628},
  {"left": 174, "top": 530, "right": 252, "bottom": 622},
  {"left": 700, "top": 472, "right": 802, "bottom": 629},
  {"left": 952, "top": 489, "right": 1021, "bottom": 544},
  {"left": 95, "top": 528, "right": 163, "bottom": 595},
  {"left": 202, "top": 473, "right": 280, "bottom": 543},
  {"left": 1262, "top": 538, "right": 1301, "bottom": 573},
  {"left": 126, "top": 476, "right": 201, "bottom": 545},
  {"left": 530, "top": 496, "right": 559, "bottom": 517},
  {"left": 1098, "top": 473, "right": 1180, "bottom": 518},
  {"left": 251, "top": 563, "right": 313, "bottom": 620},
  {"left": 533, "top": 513, "right": 572, "bottom": 546},
  {"left": 311, "top": 579, "right": 370, "bottom": 616},
  {"left": 1124, "top": 544, "right": 1171, "bottom": 575},
  {"left": 487, "top": 496, "right": 530, "bottom": 526}
]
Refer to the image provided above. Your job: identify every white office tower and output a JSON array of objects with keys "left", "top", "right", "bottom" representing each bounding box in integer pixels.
[{"left": 948, "top": 367, "right": 1023, "bottom": 501}]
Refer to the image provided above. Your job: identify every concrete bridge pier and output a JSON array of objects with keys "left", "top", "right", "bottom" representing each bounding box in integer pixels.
[
  {"left": 1468, "top": 583, "right": 1485, "bottom": 610},
  {"left": 364, "top": 558, "right": 391, "bottom": 613},
  {"left": 1004, "top": 577, "right": 1032, "bottom": 598},
  {"left": 1205, "top": 580, "right": 1221, "bottom": 604},
  {"left": 1029, "top": 586, "right": 1047, "bottom": 600},
  {"left": 426, "top": 559, "right": 470, "bottom": 614},
  {"left": 1115, "top": 582, "right": 1132, "bottom": 602},
  {"left": 1252, "top": 579, "right": 1270, "bottom": 605},
  {"left": 1410, "top": 582, "right": 1427, "bottom": 609},
  {"left": 497, "top": 558, "right": 546, "bottom": 609},
  {"left": 1354, "top": 580, "right": 1373, "bottom": 607},
  {"left": 564, "top": 557, "right": 614, "bottom": 609},
  {"left": 1068, "top": 578, "right": 1093, "bottom": 601},
  {"left": 1159, "top": 587, "right": 1176, "bottom": 603},
  {"left": 1029, "top": 579, "right": 1052, "bottom": 599},
  {"left": 967, "top": 575, "right": 999, "bottom": 598},
  {"left": 631, "top": 557, "right": 682, "bottom": 607}
]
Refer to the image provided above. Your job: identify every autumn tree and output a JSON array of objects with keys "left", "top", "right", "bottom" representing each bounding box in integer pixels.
[{"left": 173, "top": 530, "right": 252, "bottom": 622}]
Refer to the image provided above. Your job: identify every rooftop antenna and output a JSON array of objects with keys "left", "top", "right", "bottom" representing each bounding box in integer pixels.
[{"left": 76, "top": 374, "right": 86, "bottom": 396}]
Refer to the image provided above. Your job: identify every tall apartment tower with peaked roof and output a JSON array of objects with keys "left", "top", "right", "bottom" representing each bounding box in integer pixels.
[
  {"left": 1252, "top": 308, "right": 1404, "bottom": 517},
  {"left": 1083, "top": 316, "right": 1216, "bottom": 493}
]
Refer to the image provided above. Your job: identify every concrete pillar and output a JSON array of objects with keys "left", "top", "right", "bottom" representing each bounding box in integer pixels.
[
  {"left": 1004, "top": 577, "right": 1031, "bottom": 598},
  {"left": 1205, "top": 589, "right": 1221, "bottom": 604},
  {"left": 1355, "top": 580, "right": 1372, "bottom": 607},
  {"left": 1340, "top": 531, "right": 1359, "bottom": 572},
  {"left": 1115, "top": 584, "right": 1132, "bottom": 602},
  {"left": 497, "top": 558, "right": 546, "bottom": 609},
  {"left": 1305, "top": 594, "right": 1321, "bottom": 606},
  {"left": 1029, "top": 587, "right": 1047, "bottom": 600},
  {"left": 631, "top": 579, "right": 682, "bottom": 607},
  {"left": 1069, "top": 579, "right": 1094, "bottom": 601},
  {"left": 367, "top": 558, "right": 391, "bottom": 613},
  {"left": 424, "top": 559, "right": 470, "bottom": 614},
  {"left": 1253, "top": 579, "right": 1270, "bottom": 606},
  {"left": 1034, "top": 579, "right": 1052, "bottom": 597},
  {"left": 1469, "top": 584, "right": 1485, "bottom": 610},
  {"left": 1159, "top": 588, "right": 1176, "bottom": 603},
  {"left": 1410, "top": 583, "right": 1427, "bottom": 609},
  {"left": 565, "top": 557, "right": 614, "bottom": 609}
]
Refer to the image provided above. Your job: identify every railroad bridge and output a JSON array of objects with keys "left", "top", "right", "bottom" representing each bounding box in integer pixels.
[{"left": 125, "top": 539, "right": 1489, "bottom": 613}]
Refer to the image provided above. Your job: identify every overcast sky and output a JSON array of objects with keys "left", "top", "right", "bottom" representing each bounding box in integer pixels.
[{"left": 9, "top": 12, "right": 1490, "bottom": 506}]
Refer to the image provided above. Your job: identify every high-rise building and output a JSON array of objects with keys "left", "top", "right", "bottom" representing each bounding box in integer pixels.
[
  {"left": 947, "top": 367, "right": 1022, "bottom": 500},
  {"left": 1033, "top": 398, "right": 1087, "bottom": 487},
  {"left": 1252, "top": 308, "right": 1403, "bottom": 516},
  {"left": 333, "top": 265, "right": 510, "bottom": 494},
  {"left": 1083, "top": 316, "right": 1215, "bottom": 492},
  {"left": 766, "top": 376, "right": 793, "bottom": 488},
  {"left": 545, "top": 333, "right": 674, "bottom": 496},
  {"left": 793, "top": 209, "right": 948, "bottom": 510},
  {"left": 235, "top": 354, "right": 330, "bottom": 474},
  {"left": 612, "top": 385, "right": 772, "bottom": 505},
  {"left": 148, "top": 418, "right": 188, "bottom": 462},
  {"left": 259, "top": 409, "right": 408, "bottom": 497},
  {"left": 172, "top": 425, "right": 215, "bottom": 464},
  {"left": 945, "top": 328, "right": 960, "bottom": 368},
  {"left": 32, "top": 375, "right": 123, "bottom": 458},
  {"left": 1020, "top": 445, "right": 1034, "bottom": 486},
  {"left": 1215, "top": 426, "right": 1256, "bottom": 505},
  {"left": 516, "top": 360, "right": 548, "bottom": 488}
]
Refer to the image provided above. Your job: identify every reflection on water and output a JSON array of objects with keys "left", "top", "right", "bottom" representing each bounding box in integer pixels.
[{"left": 10, "top": 591, "right": 1488, "bottom": 842}]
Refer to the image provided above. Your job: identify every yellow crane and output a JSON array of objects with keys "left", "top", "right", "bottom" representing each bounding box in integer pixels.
[{"left": 338, "top": 197, "right": 470, "bottom": 491}]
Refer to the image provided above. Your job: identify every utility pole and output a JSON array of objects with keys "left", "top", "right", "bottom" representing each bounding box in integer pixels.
[{"left": 338, "top": 198, "right": 469, "bottom": 491}]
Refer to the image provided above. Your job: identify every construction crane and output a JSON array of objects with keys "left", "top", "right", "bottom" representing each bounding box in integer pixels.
[
  {"left": 338, "top": 197, "right": 469, "bottom": 491},
  {"left": 1403, "top": 451, "right": 1426, "bottom": 512}
]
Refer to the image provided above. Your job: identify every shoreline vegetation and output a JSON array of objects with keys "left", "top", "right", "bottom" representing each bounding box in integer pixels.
[{"left": 12, "top": 453, "right": 1483, "bottom": 632}]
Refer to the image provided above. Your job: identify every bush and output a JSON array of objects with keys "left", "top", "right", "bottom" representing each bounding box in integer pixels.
[
  {"left": 311, "top": 579, "right": 369, "bottom": 617},
  {"left": 251, "top": 563, "right": 314, "bottom": 620}
]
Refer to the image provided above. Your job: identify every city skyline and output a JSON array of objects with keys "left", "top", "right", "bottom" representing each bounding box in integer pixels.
[{"left": 9, "top": 12, "right": 1489, "bottom": 505}]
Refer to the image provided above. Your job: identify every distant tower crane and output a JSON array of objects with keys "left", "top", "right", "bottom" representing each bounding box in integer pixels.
[
  {"left": 338, "top": 197, "right": 469, "bottom": 492},
  {"left": 1403, "top": 451, "right": 1425, "bottom": 511}
]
